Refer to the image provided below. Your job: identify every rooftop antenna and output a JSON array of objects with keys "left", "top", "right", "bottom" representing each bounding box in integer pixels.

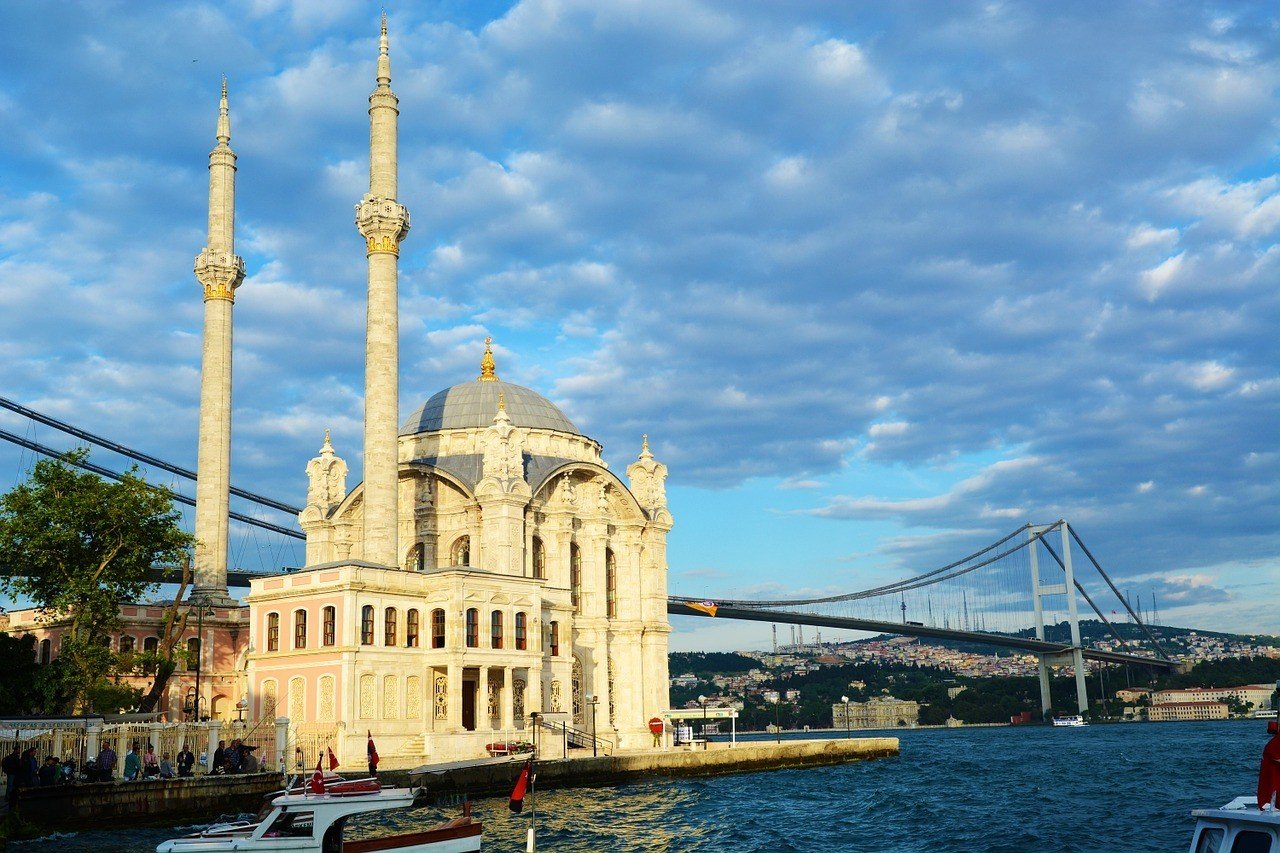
[{"left": 772, "top": 624, "right": 777, "bottom": 656}]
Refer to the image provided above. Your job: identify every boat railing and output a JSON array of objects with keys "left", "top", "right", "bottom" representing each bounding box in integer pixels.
[{"left": 535, "top": 719, "right": 614, "bottom": 756}]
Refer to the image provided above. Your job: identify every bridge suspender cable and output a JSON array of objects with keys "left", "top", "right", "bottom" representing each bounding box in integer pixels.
[
  {"left": 1067, "top": 526, "right": 1170, "bottom": 660},
  {"left": 0, "top": 394, "right": 303, "bottom": 516},
  {"left": 0, "top": 427, "right": 306, "bottom": 541},
  {"left": 1035, "top": 536, "right": 1133, "bottom": 651}
]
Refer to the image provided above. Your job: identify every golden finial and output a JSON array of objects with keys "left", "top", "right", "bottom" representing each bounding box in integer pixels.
[{"left": 478, "top": 336, "right": 498, "bottom": 381}]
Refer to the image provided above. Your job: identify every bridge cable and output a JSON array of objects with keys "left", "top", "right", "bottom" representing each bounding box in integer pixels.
[
  {"left": 1067, "top": 526, "right": 1170, "bottom": 660},
  {"left": 1036, "top": 537, "right": 1131, "bottom": 652},
  {"left": 0, "top": 395, "right": 303, "bottom": 516},
  {"left": 0, "top": 427, "right": 306, "bottom": 541}
]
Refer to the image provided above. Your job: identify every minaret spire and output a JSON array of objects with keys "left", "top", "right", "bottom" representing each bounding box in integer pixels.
[
  {"left": 355, "top": 15, "right": 410, "bottom": 568},
  {"left": 193, "top": 79, "right": 246, "bottom": 603}
]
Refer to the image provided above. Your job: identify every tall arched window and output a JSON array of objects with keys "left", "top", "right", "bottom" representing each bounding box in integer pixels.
[
  {"left": 491, "top": 611, "right": 504, "bottom": 649},
  {"left": 360, "top": 605, "right": 375, "bottom": 645},
  {"left": 570, "top": 543, "right": 582, "bottom": 612},
  {"left": 119, "top": 635, "right": 135, "bottom": 655},
  {"left": 515, "top": 612, "right": 527, "bottom": 651},
  {"left": 38, "top": 638, "right": 51, "bottom": 664},
  {"left": 406, "top": 609, "right": 420, "bottom": 647},
  {"left": 186, "top": 637, "right": 200, "bottom": 671},
  {"left": 532, "top": 536, "right": 545, "bottom": 579},
  {"left": 144, "top": 636, "right": 159, "bottom": 654},
  {"left": 431, "top": 609, "right": 446, "bottom": 648},
  {"left": 465, "top": 608, "right": 479, "bottom": 648},
  {"left": 606, "top": 547, "right": 617, "bottom": 618},
  {"left": 294, "top": 609, "right": 307, "bottom": 649},
  {"left": 452, "top": 536, "right": 471, "bottom": 567},
  {"left": 267, "top": 614, "right": 280, "bottom": 652},
  {"left": 409, "top": 542, "right": 425, "bottom": 572},
  {"left": 384, "top": 608, "right": 398, "bottom": 646},
  {"left": 322, "top": 606, "right": 336, "bottom": 646},
  {"left": 549, "top": 621, "right": 560, "bottom": 656}
]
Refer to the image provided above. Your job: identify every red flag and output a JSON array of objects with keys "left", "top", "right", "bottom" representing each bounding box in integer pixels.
[
  {"left": 367, "top": 731, "right": 379, "bottom": 770},
  {"left": 307, "top": 757, "right": 326, "bottom": 795},
  {"left": 327, "top": 748, "right": 340, "bottom": 770},
  {"left": 508, "top": 759, "right": 531, "bottom": 813}
]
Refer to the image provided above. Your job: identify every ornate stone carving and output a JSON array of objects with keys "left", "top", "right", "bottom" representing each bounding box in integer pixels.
[
  {"left": 561, "top": 474, "right": 578, "bottom": 508},
  {"left": 194, "top": 248, "right": 245, "bottom": 302},
  {"left": 355, "top": 196, "right": 410, "bottom": 256},
  {"left": 571, "top": 658, "right": 584, "bottom": 726},
  {"left": 607, "top": 657, "right": 616, "bottom": 727},
  {"left": 305, "top": 430, "right": 348, "bottom": 511},
  {"left": 406, "top": 676, "right": 421, "bottom": 719},
  {"left": 289, "top": 676, "right": 305, "bottom": 723},
  {"left": 487, "top": 680, "right": 500, "bottom": 719},
  {"left": 359, "top": 673, "right": 375, "bottom": 720},
  {"left": 626, "top": 434, "right": 668, "bottom": 510},
  {"left": 262, "top": 680, "right": 278, "bottom": 719},
  {"left": 513, "top": 678, "right": 526, "bottom": 721},
  {"left": 482, "top": 395, "right": 527, "bottom": 485},
  {"left": 382, "top": 675, "right": 399, "bottom": 719},
  {"left": 434, "top": 673, "right": 448, "bottom": 721},
  {"left": 550, "top": 679, "right": 562, "bottom": 713},
  {"left": 319, "top": 676, "right": 335, "bottom": 722}
]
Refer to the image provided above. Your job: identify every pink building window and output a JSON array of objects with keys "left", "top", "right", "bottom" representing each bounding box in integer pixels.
[
  {"left": 267, "top": 613, "right": 280, "bottom": 652},
  {"left": 294, "top": 610, "right": 307, "bottom": 649},
  {"left": 322, "top": 606, "right": 336, "bottom": 646},
  {"left": 361, "top": 606, "right": 374, "bottom": 645}
]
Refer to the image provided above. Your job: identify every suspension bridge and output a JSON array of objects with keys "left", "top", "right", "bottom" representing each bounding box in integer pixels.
[{"left": 1, "top": 395, "right": 1175, "bottom": 717}]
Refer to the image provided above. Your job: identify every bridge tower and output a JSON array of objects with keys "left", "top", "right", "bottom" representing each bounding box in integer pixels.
[{"left": 1029, "top": 522, "right": 1089, "bottom": 717}]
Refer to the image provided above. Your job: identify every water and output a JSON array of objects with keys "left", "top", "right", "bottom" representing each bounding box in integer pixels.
[{"left": 12, "top": 720, "right": 1265, "bottom": 852}]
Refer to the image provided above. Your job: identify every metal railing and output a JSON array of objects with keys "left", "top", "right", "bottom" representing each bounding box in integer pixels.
[{"left": 535, "top": 719, "right": 613, "bottom": 757}]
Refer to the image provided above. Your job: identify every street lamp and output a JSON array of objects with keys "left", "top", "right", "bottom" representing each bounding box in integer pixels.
[
  {"left": 841, "top": 696, "right": 850, "bottom": 738},
  {"left": 698, "top": 694, "right": 708, "bottom": 741},
  {"left": 773, "top": 693, "right": 781, "bottom": 744},
  {"left": 188, "top": 595, "right": 216, "bottom": 721},
  {"left": 235, "top": 698, "right": 248, "bottom": 723},
  {"left": 586, "top": 694, "right": 599, "bottom": 757}
]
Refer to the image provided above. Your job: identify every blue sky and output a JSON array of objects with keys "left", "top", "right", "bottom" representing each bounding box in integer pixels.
[{"left": 0, "top": 1, "right": 1277, "bottom": 652}]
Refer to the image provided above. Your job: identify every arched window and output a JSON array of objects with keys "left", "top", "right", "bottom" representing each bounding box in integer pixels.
[
  {"left": 293, "top": 610, "right": 307, "bottom": 649},
  {"left": 186, "top": 637, "right": 200, "bottom": 671},
  {"left": 267, "top": 613, "right": 280, "bottom": 652},
  {"left": 144, "top": 636, "right": 160, "bottom": 654},
  {"left": 409, "top": 542, "right": 424, "bottom": 572},
  {"left": 532, "top": 537, "right": 545, "bottom": 579},
  {"left": 406, "top": 609, "right": 420, "bottom": 647},
  {"left": 465, "top": 608, "right": 479, "bottom": 648},
  {"left": 549, "top": 621, "right": 560, "bottom": 657},
  {"left": 360, "top": 605, "right": 375, "bottom": 645},
  {"left": 118, "top": 635, "right": 135, "bottom": 655},
  {"left": 491, "top": 611, "right": 504, "bottom": 649},
  {"left": 452, "top": 536, "right": 470, "bottom": 567},
  {"left": 570, "top": 543, "right": 582, "bottom": 612},
  {"left": 606, "top": 547, "right": 617, "bottom": 618},
  {"left": 322, "top": 606, "right": 336, "bottom": 646},
  {"left": 515, "top": 612, "right": 527, "bottom": 651},
  {"left": 384, "top": 608, "right": 398, "bottom": 646},
  {"left": 38, "top": 638, "right": 51, "bottom": 665},
  {"left": 431, "top": 609, "right": 446, "bottom": 649}
]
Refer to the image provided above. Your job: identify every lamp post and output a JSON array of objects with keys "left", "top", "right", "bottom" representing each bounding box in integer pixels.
[
  {"left": 773, "top": 693, "right": 781, "bottom": 743},
  {"left": 841, "top": 696, "right": 850, "bottom": 738},
  {"left": 698, "top": 694, "right": 708, "bottom": 741},
  {"left": 189, "top": 595, "right": 215, "bottom": 721},
  {"left": 235, "top": 698, "right": 247, "bottom": 723},
  {"left": 586, "top": 694, "right": 599, "bottom": 757}
]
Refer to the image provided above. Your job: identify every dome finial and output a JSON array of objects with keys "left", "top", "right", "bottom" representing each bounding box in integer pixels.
[
  {"left": 320, "top": 428, "right": 335, "bottom": 455},
  {"left": 639, "top": 433, "right": 654, "bottom": 460},
  {"left": 478, "top": 336, "right": 498, "bottom": 381}
]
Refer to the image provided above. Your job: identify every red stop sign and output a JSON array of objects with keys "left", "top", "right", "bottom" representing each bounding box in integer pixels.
[{"left": 648, "top": 717, "right": 664, "bottom": 735}]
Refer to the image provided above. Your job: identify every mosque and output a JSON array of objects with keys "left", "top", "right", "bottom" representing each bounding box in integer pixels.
[{"left": 9, "top": 17, "right": 674, "bottom": 765}]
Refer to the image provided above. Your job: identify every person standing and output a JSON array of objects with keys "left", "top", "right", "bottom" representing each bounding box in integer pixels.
[
  {"left": 97, "top": 743, "right": 117, "bottom": 782},
  {"left": 123, "top": 744, "right": 141, "bottom": 782},
  {"left": 143, "top": 743, "right": 159, "bottom": 778},
  {"left": 3, "top": 745, "right": 20, "bottom": 807},
  {"left": 38, "top": 757, "right": 59, "bottom": 786},
  {"left": 211, "top": 740, "right": 226, "bottom": 775},
  {"left": 19, "top": 748, "right": 38, "bottom": 791},
  {"left": 176, "top": 745, "right": 195, "bottom": 777}
]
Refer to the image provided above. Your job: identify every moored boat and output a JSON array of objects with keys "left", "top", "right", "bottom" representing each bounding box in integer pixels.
[
  {"left": 1051, "top": 715, "right": 1088, "bottom": 727},
  {"left": 155, "top": 776, "right": 481, "bottom": 852}
]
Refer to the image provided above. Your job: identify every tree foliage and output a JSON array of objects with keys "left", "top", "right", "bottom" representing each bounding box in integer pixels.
[{"left": 0, "top": 450, "right": 193, "bottom": 712}]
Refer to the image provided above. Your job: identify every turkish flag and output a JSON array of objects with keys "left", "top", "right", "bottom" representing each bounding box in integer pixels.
[
  {"left": 307, "top": 757, "right": 326, "bottom": 795},
  {"left": 508, "top": 760, "right": 531, "bottom": 813},
  {"left": 367, "top": 731, "right": 379, "bottom": 770},
  {"left": 327, "top": 748, "right": 340, "bottom": 771}
]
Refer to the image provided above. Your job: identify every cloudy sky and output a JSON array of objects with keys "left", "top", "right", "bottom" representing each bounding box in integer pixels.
[{"left": 0, "top": 1, "right": 1276, "bottom": 651}]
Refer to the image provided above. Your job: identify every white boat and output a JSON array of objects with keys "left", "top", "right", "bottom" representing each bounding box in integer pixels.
[
  {"left": 1051, "top": 715, "right": 1088, "bottom": 727},
  {"left": 156, "top": 776, "right": 482, "bottom": 853},
  {"left": 1189, "top": 796, "right": 1280, "bottom": 852}
]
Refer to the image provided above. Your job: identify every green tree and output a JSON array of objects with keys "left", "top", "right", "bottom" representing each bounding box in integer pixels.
[{"left": 0, "top": 450, "right": 193, "bottom": 712}]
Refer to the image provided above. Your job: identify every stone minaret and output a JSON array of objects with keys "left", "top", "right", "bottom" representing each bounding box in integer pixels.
[
  {"left": 355, "top": 15, "right": 411, "bottom": 567},
  {"left": 193, "top": 79, "right": 246, "bottom": 603}
]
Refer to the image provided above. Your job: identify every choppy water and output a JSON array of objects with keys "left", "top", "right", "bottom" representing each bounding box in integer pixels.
[{"left": 12, "top": 720, "right": 1264, "bottom": 852}]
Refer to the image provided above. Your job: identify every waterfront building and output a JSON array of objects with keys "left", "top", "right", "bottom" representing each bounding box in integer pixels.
[
  {"left": 832, "top": 696, "right": 920, "bottom": 729},
  {"left": 1115, "top": 687, "right": 1151, "bottom": 704},
  {"left": 1151, "top": 684, "right": 1275, "bottom": 711},
  {"left": 1147, "top": 701, "right": 1229, "bottom": 722}
]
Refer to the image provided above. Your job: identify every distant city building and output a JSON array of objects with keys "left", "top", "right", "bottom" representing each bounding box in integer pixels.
[
  {"left": 832, "top": 696, "right": 920, "bottom": 729},
  {"left": 947, "top": 686, "right": 967, "bottom": 700},
  {"left": 1115, "top": 688, "right": 1151, "bottom": 704},
  {"left": 1148, "top": 701, "right": 1229, "bottom": 722},
  {"left": 762, "top": 690, "right": 780, "bottom": 704},
  {"left": 1152, "top": 685, "right": 1275, "bottom": 711},
  {"left": 785, "top": 689, "right": 801, "bottom": 702},
  {"left": 670, "top": 673, "right": 699, "bottom": 689}
]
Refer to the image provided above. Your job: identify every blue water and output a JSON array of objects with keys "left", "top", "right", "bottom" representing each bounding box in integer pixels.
[{"left": 13, "top": 721, "right": 1265, "bottom": 851}]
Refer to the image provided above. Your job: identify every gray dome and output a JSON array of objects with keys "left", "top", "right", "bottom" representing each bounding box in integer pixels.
[{"left": 400, "top": 380, "right": 580, "bottom": 435}]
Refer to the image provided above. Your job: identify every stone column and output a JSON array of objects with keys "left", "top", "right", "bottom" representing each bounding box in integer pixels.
[
  {"left": 206, "top": 721, "right": 222, "bottom": 775},
  {"left": 86, "top": 721, "right": 102, "bottom": 762},
  {"left": 500, "top": 667, "right": 515, "bottom": 732},
  {"left": 355, "top": 15, "right": 410, "bottom": 568},
  {"left": 192, "top": 80, "right": 246, "bottom": 603},
  {"left": 446, "top": 664, "right": 463, "bottom": 732},
  {"left": 274, "top": 717, "right": 290, "bottom": 773},
  {"left": 478, "top": 666, "right": 491, "bottom": 732}
]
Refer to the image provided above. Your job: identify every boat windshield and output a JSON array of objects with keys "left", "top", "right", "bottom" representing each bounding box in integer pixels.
[{"left": 262, "top": 810, "right": 314, "bottom": 839}]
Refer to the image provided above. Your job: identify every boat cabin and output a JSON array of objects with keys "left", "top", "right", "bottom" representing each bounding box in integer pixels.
[{"left": 1191, "top": 798, "right": 1280, "bottom": 853}]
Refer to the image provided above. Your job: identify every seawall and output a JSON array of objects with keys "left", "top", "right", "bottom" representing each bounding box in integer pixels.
[{"left": 401, "top": 737, "right": 899, "bottom": 803}]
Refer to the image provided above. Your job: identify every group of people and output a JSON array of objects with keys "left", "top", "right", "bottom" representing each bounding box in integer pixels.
[
  {"left": 210, "top": 738, "right": 259, "bottom": 774},
  {"left": 92, "top": 741, "right": 199, "bottom": 782},
  {"left": 2, "top": 747, "right": 80, "bottom": 806}
]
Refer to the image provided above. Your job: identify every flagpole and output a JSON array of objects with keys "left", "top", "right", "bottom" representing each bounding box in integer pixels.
[{"left": 528, "top": 712, "right": 539, "bottom": 852}]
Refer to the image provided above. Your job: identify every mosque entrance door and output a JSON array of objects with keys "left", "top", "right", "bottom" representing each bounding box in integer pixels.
[{"left": 462, "top": 678, "right": 476, "bottom": 731}]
